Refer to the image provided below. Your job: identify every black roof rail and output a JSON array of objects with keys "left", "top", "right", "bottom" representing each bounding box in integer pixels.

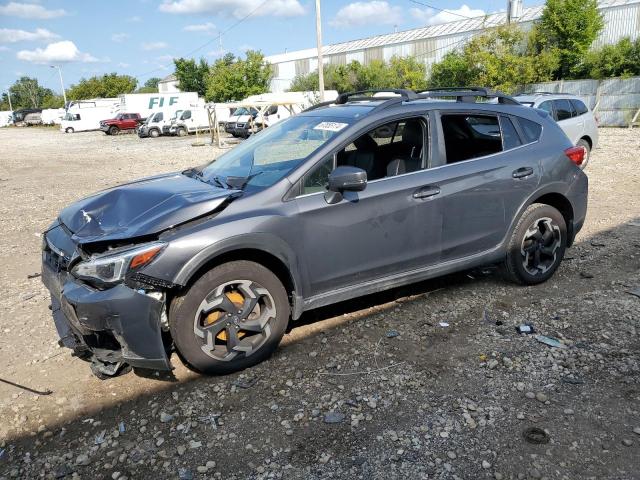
[
  {"left": 518, "top": 91, "right": 574, "bottom": 96},
  {"left": 416, "top": 87, "right": 520, "bottom": 105},
  {"left": 335, "top": 89, "right": 418, "bottom": 104},
  {"left": 302, "top": 89, "right": 418, "bottom": 113}
]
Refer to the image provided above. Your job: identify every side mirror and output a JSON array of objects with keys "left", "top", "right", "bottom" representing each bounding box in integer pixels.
[{"left": 325, "top": 166, "right": 367, "bottom": 204}]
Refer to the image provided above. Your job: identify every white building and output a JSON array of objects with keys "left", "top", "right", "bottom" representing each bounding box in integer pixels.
[
  {"left": 265, "top": 0, "right": 640, "bottom": 92},
  {"left": 158, "top": 74, "right": 180, "bottom": 93}
]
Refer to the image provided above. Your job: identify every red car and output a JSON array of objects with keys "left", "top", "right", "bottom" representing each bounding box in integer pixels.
[{"left": 99, "top": 113, "right": 143, "bottom": 135}]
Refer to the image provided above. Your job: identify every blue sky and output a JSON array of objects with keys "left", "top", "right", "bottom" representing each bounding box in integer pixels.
[{"left": 0, "top": 0, "right": 531, "bottom": 94}]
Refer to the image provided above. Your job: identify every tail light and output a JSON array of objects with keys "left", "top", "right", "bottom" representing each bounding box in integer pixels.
[{"left": 565, "top": 146, "right": 586, "bottom": 166}]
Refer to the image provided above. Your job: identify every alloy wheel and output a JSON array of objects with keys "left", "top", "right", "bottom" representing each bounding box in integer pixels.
[
  {"left": 520, "top": 217, "right": 562, "bottom": 275},
  {"left": 193, "top": 280, "right": 276, "bottom": 362}
]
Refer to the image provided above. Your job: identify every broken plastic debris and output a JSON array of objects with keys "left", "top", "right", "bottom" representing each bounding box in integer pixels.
[
  {"left": 118, "top": 421, "right": 125, "bottom": 433},
  {"left": 626, "top": 288, "right": 640, "bottom": 299},
  {"left": 516, "top": 324, "right": 535, "bottom": 334},
  {"left": 0, "top": 448, "right": 4, "bottom": 459},
  {"left": 94, "top": 429, "right": 106, "bottom": 445},
  {"left": 439, "top": 322, "right": 449, "bottom": 327},
  {"left": 534, "top": 335, "right": 567, "bottom": 349},
  {"left": 386, "top": 329, "right": 400, "bottom": 338}
]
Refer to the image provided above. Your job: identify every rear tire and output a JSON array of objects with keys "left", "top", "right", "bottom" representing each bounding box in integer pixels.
[
  {"left": 177, "top": 127, "right": 187, "bottom": 137},
  {"left": 502, "top": 203, "right": 567, "bottom": 285},
  {"left": 576, "top": 139, "right": 591, "bottom": 170},
  {"left": 169, "top": 261, "right": 290, "bottom": 375},
  {"left": 108, "top": 126, "right": 119, "bottom": 136}
]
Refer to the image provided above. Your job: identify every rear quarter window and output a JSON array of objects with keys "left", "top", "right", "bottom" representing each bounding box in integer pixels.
[{"left": 516, "top": 117, "right": 542, "bottom": 144}]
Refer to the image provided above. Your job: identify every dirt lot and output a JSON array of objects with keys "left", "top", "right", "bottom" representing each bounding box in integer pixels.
[{"left": 0, "top": 127, "right": 638, "bottom": 480}]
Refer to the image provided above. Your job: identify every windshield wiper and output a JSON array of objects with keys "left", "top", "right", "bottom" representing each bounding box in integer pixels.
[
  {"left": 226, "top": 171, "right": 263, "bottom": 190},
  {"left": 210, "top": 175, "right": 231, "bottom": 189}
]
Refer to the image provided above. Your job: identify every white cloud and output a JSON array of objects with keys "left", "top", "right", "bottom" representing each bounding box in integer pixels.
[
  {"left": 16, "top": 40, "right": 98, "bottom": 63},
  {"left": 0, "top": 27, "right": 59, "bottom": 43},
  {"left": 330, "top": 1, "right": 402, "bottom": 28},
  {"left": 184, "top": 22, "right": 216, "bottom": 32},
  {"left": 141, "top": 41, "right": 168, "bottom": 50},
  {"left": 117, "top": 62, "right": 130, "bottom": 68},
  {"left": 207, "top": 47, "right": 227, "bottom": 58},
  {"left": 159, "top": 0, "right": 304, "bottom": 18},
  {"left": 410, "top": 4, "right": 485, "bottom": 26},
  {"left": 126, "top": 15, "right": 142, "bottom": 22},
  {"left": 0, "top": 45, "right": 9, "bottom": 51},
  {"left": 111, "top": 33, "right": 130, "bottom": 43},
  {"left": 0, "top": 2, "right": 67, "bottom": 19}
]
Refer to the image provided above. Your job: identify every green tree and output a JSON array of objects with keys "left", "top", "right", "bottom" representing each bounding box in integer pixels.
[
  {"left": 41, "top": 94, "right": 65, "bottom": 109},
  {"left": 579, "top": 37, "right": 640, "bottom": 79},
  {"left": 429, "top": 26, "right": 558, "bottom": 93},
  {"left": 289, "top": 56, "right": 427, "bottom": 94},
  {"left": 135, "top": 76, "right": 162, "bottom": 93},
  {"left": 173, "top": 57, "right": 209, "bottom": 97},
  {"left": 533, "top": 0, "right": 604, "bottom": 79},
  {"left": 67, "top": 73, "right": 137, "bottom": 100},
  {"left": 4, "top": 77, "right": 56, "bottom": 109},
  {"left": 206, "top": 51, "right": 273, "bottom": 102}
]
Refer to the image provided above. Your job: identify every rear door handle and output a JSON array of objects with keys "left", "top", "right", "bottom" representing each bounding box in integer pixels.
[
  {"left": 512, "top": 167, "right": 534, "bottom": 179},
  {"left": 413, "top": 186, "right": 441, "bottom": 199}
]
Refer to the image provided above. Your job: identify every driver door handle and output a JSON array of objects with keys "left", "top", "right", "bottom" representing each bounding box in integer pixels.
[
  {"left": 413, "top": 186, "right": 441, "bottom": 199},
  {"left": 512, "top": 167, "right": 534, "bottom": 179}
]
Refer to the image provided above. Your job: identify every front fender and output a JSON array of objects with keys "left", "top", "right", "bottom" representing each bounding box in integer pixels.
[{"left": 172, "top": 233, "right": 306, "bottom": 317}]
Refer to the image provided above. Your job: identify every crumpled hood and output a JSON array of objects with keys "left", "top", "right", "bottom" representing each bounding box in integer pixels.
[{"left": 59, "top": 173, "right": 240, "bottom": 244}]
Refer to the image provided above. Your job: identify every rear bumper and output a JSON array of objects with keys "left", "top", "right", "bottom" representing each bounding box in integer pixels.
[
  {"left": 568, "top": 170, "right": 589, "bottom": 246},
  {"left": 41, "top": 254, "right": 172, "bottom": 372}
]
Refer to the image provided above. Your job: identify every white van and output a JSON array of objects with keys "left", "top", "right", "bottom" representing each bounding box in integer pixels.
[
  {"left": 168, "top": 107, "right": 211, "bottom": 136},
  {"left": 61, "top": 100, "right": 119, "bottom": 133},
  {"left": 137, "top": 109, "right": 183, "bottom": 138}
]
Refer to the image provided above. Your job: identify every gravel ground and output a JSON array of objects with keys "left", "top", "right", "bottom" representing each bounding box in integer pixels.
[{"left": 0, "top": 127, "right": 638, "bottom": 480}]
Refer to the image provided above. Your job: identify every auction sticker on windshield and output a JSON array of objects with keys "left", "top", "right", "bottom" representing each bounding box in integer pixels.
[{"left": 314, "top": 122, "right": 348, "bottom": 132}]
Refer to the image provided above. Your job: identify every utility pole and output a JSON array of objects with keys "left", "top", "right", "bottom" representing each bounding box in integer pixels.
[
  {"left": 50, "top": 65, "right": 67, "bottom": 105},
  {"left": 315, "top": 0, "right": 325, "bottom": 102},
  {"left": 6, "top": 89, "right": 12, "bottom": 111}
]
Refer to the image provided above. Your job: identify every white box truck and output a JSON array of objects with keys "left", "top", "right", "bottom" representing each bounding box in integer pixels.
[{"left": 118, "top": 92, "right": 199, "bottom": 119}]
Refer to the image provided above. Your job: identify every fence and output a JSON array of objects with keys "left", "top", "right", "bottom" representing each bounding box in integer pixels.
[{"left": 519, "top": 76, "right": 640, "bottom": 127}]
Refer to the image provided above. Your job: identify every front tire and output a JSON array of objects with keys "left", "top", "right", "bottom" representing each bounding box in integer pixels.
[
  {"left": 502, "top": 203, "right": 567, "bottom": 285},
  {"left": 108, "top": 126, "right": 119, "bottom": 136},
  {"left": 576, "top": 139, "right": 591, "bottom": 170},
  {"left": 149, "top": 128, "right": 160, "bottom": 138},
  {"left": 65, "top": 127, "right": 74, "bottom": 133},
  {"left": 169, "top": 261, "right": 290, "bottom": 375}
]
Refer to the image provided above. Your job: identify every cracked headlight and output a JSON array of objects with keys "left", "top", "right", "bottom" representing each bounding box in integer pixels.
[{"left": 71, "top": 242, "right": 166, "bottom": 286}]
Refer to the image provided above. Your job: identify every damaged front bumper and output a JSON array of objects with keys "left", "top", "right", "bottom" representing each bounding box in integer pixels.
[{"left": 41, "top": 231, "right": 173, "bottom": 375}]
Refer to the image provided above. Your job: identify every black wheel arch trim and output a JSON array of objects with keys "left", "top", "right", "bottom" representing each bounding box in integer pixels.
[{"left": 172, "top": 233, "right": 306, "bottom": 319}]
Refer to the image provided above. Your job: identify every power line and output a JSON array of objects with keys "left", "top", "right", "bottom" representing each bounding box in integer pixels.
[
  {"left": 408, "top": 0, "right": 476, "bottom": 20},
  {"left": 136, "top": 0, "right": 271, "bottom": 79}
]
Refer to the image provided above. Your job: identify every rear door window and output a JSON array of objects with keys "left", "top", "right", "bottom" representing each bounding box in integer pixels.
[
  {"left": 571, "top": 99, "right": 588, "bottom": 116},
  {"left": 554, "top": 100, "right": 573, "bottom": 121},
  {"left": 440, "top": 114, "right": 502, "bottom": 163}
]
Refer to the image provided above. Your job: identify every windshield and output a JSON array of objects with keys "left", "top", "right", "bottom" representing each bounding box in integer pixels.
[
  {"left": 199, "top": 115, "right": 351, "bottom": 188},
  {"left": 233, "top": 107, "right": 257, "bottom": 116}
]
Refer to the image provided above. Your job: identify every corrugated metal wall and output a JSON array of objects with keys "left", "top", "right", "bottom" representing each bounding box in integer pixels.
[
  {"left": 268, "top": 1, "right": 640, "bottom": 92},
  {"left": 521, "top": 77, "right": 640, "bottom": 126}
]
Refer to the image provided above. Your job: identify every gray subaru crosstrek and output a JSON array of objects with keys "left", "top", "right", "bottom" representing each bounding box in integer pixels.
[{"left": 41, "top": 88, "right": 588, "bottom": 378}]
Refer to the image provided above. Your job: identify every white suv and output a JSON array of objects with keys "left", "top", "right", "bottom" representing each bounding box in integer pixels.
[{"left": 514, "top": 93, "right": 598, "bottom": 169}]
